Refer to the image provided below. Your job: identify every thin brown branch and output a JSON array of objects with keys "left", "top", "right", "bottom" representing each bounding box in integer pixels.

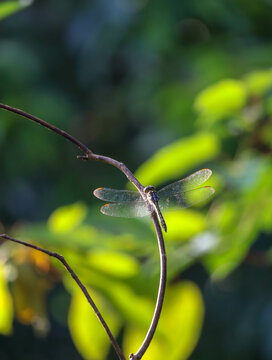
[
  {"left": 0, "top": 234, "right": 126, "bottom": 360},
  {"left": 0, "top": 103, "right": 167, "bottom": 360},
  {"left": 0, "top": 103, "right": 144, "bottom": 193},
  {"left": 130, "top": 212, "right": 167, "bottom": 360},
  {"left": 0, "top": 103, "right": 92, "bottom": 156}
]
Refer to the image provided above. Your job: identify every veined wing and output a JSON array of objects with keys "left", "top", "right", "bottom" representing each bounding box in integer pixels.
[
  {"left": 94, "top": 169, "right": 212, "bottom": 202},
  {"left": 93, "top": 187, "right": 142, "bottom": 202},
  {"left": 100, "top": 201, "right": 149, "bottom": 218},
  {"left": 158, "top": 169, "right": 212, "bottom": 198},
  {"left": 159, "top": 186, "right": 215, "bottom": 210},
  {"left": 100, "top": 186, "right": 214, "bottom": 218}
]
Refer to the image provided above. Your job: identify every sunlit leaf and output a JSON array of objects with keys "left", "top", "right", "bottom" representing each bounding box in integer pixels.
[
  {"left": 244, "top": 69, "right": 272, "bottom": 96},
  {"left": 0, "top": 265, "right": 13, "bottom": 335},
  {"left": 68, "top": 288, "right": 121, "bottom": 360},
  {"left": 266, "top": 95, "right": 272, "bottom": 117},
  {"left": 48, "top": 202, "right": 87, "bottom": 233},
  {"left": 123, "top": 281, "right": 204, "bottom": 360},
  {"left": 133, "top": 132, "right": 219, "bottom": 187},
  {"left": 0, "top": 0, "right": 33, "bottom": 20},
  {"left": 87, "top": 250, "right": 140, "bottom": 278},
  {"left": 204, "top": 160, "right": 272, "bottom": 278},
  {"left": 209, "top": 201, "right": 239, "bottom": 232},
  {"left": 166, "top": 232, "right": 219, "bottom": 279},
  {"left": 194, "top": 79, "right": 247, "bottom": 122},
  {"left": 163, "top": 209, "right": 206, "bottom": 242},
  {"left": 63, "top": 262, "right": 154, "bottom": 331},
  {"left": 204, "top": 211, "right": 258, "bottom": 279},
  {"left": 92, "top": 280, "right": 154, "bottom": 328},
  {"left": 259, "top": 122, "right": 272, "bottom": 147}
]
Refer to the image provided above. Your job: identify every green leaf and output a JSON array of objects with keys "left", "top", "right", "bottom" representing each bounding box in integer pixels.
[
  {"left": 133, "top": 132, "right": 219, "bottom": 187},
  {"left": 87, "top": 250, "right": 140, "bottom": 278},
  {"left": 266, "top": 95, "right": 272, "bottom": 117},
  {"left": 204, "top": 159, "right": 272, "bottom": 278},
  {"left": 68, "top": 288, "right": 121, "bottom": 360},
  {"left": 204, "top": 204, "right": 259, "bottom": 279},
  {"left": 166, "top": 232, "right": 219, "bottom": 279},
  {"left": 0, "top": 0, "right": 33, "bottom": 20},
  {"left": 194, "top": 79, "right": 247, "bottom": 122},
  {"left": 48, "top": 202, "right": 88, "bottom": 234},
  {"left": 163, "top": 209, "right": 207, "bottom": 242},
  {"left": 0, "top": 265, "right": 13, "bottom": 335},
  {"left": 123, "top": 281, "right": 204, "bottom": 360},
  {"left": 100, "top": 281, "right": 154, "bottom": 328},
  {"left": 209, "top": 201, "right": 239, "bottom": 233},
  {"left": 244, "top": 69, "right": 272, "bottom": 96}
]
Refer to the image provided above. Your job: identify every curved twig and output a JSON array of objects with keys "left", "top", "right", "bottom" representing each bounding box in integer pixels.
[
  {"left": 129, "top": 212, "right": 167, "bottom": 360},
  {"left": 0, "top": 103, "right": 167, "bottom": 360},
  {"left": 0, "top": 234, "right": 126, "bottom": 360},
  {"left": 0, "top": 103, "right": 92, "bottom": 156}
]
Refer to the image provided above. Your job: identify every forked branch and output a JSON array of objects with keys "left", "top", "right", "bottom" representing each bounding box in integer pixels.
[{"left": 0, "top": 103, "right": 167, "bottom": 360}]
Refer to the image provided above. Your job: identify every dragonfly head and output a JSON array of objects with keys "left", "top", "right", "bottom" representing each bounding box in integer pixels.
[{"left": 144, "top": 185, "right": 155, "bottom": 194}]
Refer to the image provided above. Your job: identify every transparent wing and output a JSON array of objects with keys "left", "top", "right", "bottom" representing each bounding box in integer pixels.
[
  {"left": 158, "top": 169, "right": 212, "bottom": 198},
  {"left": 94, "top": 169, "right": 212, "bottom": 202},
  {"left": 93, "top": 187, "right": 141, "bottom": 202},
  {"left": 159, "top": 186, "right": 215, "bottom": 210},
  {"left": 100, "top": 201, "right": 150, "bottom": 218},
  {"left": 100, "top": 186, "right": 214, "bottom": 218}
]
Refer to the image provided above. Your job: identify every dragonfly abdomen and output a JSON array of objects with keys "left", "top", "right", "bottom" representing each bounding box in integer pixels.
[
  {"left": 154, "top": 204, "right": 167, "bottom": 232},
  {"left": 144, "top": 187, "right": 167, "bottom": 232},
  {"left": 94, "top": 169, "right": 214, "bottom": 231}
]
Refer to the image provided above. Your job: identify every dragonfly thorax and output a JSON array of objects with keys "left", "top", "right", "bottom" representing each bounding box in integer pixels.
[
  {"left": 94, "top": 168, "right": 214, "bottom": 234},
  {"left": 144, "top": 185, "right": 155, "bottom": 193},
  {"left": 144, "top": 185, "right": 159, "bottom": 203}
]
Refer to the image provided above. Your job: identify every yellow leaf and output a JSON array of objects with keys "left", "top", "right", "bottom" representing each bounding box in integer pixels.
[
  {"left": 123, "top": 281, "right": 204, "bottom": 360},
  {"left": 48, "top": 202, "right": 87, "bottom": 233},
  {"left": 244, "top": 69, "right": 272, "bottom": 96},
  {"left": 133, "top": 132, "right": 219, "bottom": 187},
  {"left": 88, "top": 250, "right": 140, "bottom": 278},
  {"left": 105, "top": 282, "right": 154, "bottom": 328},
  {"left": 0, "top": 0, "right": 33, "bottom": 20},
  {"left": 163, "top": 209, "right": 206, "bottom": 241},
  {"left": 0, "top": 265, "right": 13, "bottom": 335},
  {"left": 68, "top": 288, "right": 121, "bottom": 360},
  {"left": 195, "top": 79, "right": 247, "bottom": 121}
]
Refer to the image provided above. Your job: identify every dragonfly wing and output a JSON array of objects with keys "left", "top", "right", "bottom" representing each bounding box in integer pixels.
[
  {"left": 93, "top": 188, "right": 141, "bottom": 202},
  {"left": 159, "top": 186, "right": 214, "bottom": 210},
  {"left": 100, "top": 201, "right": 150, "bottom": 218},
  {"left": 158, "top": 169, "right": 212, "bottom": 198}
]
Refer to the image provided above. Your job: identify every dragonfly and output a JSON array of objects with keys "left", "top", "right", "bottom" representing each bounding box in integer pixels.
[{"left": 93, "top": 168, "right": 214, "bottom": 233}]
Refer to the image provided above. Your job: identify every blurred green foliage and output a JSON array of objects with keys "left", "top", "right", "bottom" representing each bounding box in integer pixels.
[
  {"left": 1, "top": 1, "right": 272, "bottom": 360},
  {"left": 0, "top": 0, "right": 32, "bottom": 20}
]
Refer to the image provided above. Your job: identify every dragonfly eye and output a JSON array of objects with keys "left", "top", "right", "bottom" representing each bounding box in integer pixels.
[{"left": 144, "top": 185, "right": 155, "bottom": 193}]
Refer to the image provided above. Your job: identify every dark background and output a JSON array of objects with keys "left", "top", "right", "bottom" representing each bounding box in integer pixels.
[{"left": 1, "top": 0, "right": 272, "bottom": 359}]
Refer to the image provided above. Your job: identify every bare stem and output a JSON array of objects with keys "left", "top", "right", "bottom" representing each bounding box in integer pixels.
[
  {"left": 0, "top": 103, "right": 144, "bottom": 193},
  {"left": 0, "top": 234, "right": 126, "bottom": 360},
  {"left": 0, "top": 103, "right": 92, "bottom": 156},
  {"left": 130, "top": 213, "right": 167, "bottom": 360},
  {"left": 0, "top": 103, "right": 167, "bottom": 360}
]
